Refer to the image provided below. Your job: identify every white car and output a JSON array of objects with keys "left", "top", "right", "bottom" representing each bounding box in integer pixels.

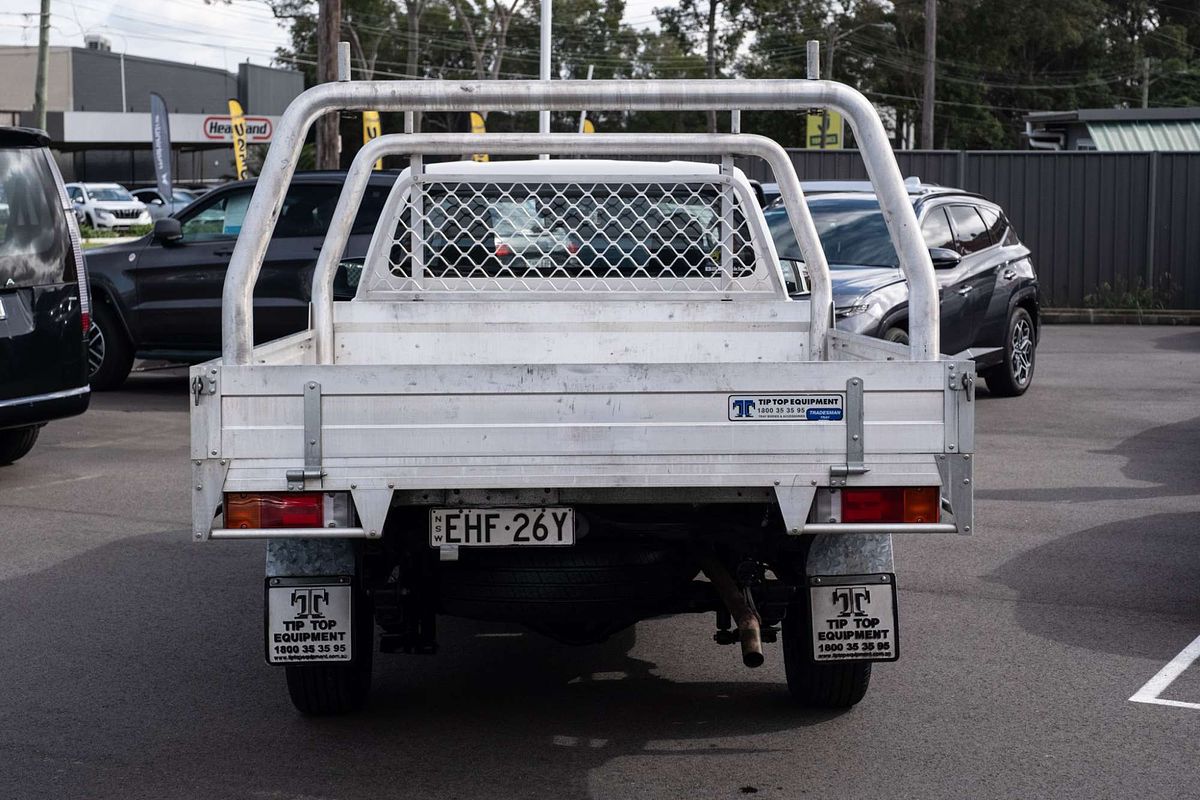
[
  {"left": 64, "top": 182, "right": 151, "bottom": 230},
  {"left": 131, "top": 187, "right": 202, "bottom": 220}
]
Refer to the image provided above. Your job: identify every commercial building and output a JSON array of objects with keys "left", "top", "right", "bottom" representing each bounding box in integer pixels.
[
  {"left": 1023, "top": 107, "right": 1200, "bottom": 151},
  {"left": 0, "top": 40, "right": 304, "bottom": 184}
]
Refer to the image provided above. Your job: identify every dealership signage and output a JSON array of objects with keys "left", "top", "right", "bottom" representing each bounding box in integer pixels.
[
  {"left": 203, "top": 115, "right": 273, "bottom": 142},
  {"left": 59, "top": 111, "right": 280, "bottom": 145}
]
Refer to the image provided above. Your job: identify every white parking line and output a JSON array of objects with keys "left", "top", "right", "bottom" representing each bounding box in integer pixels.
[{"left": 1130, "top": 634, "right": 1200, "bottom": 710}]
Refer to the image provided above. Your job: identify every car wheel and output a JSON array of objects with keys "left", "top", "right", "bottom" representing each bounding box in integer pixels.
[
  {"left": 88, "top": 304, "right": 134, "bottom": 391},
  {"left": 0, "top": 425, "right": 40, "bottom": 465},
  {"left": 781, "top": 587, "right": 872, "bottom": 708},
  {"left": 982, "top": 307, "right": 1035, "bottom": 397},
  {"left": 882, "top": 326, "right": 909, "bottom": 345}
]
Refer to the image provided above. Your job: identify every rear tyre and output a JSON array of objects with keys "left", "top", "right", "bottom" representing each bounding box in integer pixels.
[
  {"left": 0, "top": 425, "right": 40, "bottom": 465},
  {"left": 88, "top": 303, "right": 134, "bottom": 391},
  {"left": 881, "top": 326, "right": 909, "bottom": 345},
  {"left": 781, "top": 590, "right": 872, "bottom": 708},
  {"left": 284, "top": 588, "right": 374, "bottom": 715},
  {"left": 982, "top": 307, "right": 1035, "bottom": 397}
]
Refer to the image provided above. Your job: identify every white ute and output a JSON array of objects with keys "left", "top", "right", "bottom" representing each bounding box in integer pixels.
[{"left": 191, "top": 79, "right": 975, "bottom": 715}]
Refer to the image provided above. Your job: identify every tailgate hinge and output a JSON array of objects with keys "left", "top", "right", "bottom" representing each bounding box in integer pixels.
[
  {"left": 830, "top": 376, "right": 869, "bottom": 485},
  {"left": 285, "top": 380, "right": 325, "bottom": 490}
]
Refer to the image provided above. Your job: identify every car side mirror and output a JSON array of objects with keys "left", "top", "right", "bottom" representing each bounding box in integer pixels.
[
  {"left": 153, "top": 217, "right": 183, "bottom": 243},
  {"left": 929, "top": 247, "right": 961, "bottom": 269}
]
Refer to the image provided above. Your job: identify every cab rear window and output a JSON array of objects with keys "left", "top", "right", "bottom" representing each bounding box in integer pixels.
[{"left": 0, "top": 148, "right": 70, "bottom": 288}]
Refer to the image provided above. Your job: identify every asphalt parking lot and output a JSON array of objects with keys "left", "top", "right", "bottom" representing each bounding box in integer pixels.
[{"left": 2, "top": 325, "right": 1199, "bottom": 799}]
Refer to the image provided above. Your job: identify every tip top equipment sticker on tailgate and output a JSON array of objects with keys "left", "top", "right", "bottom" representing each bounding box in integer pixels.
[{"left": 728, "top": 393, "right": 844, "bottom": 421}]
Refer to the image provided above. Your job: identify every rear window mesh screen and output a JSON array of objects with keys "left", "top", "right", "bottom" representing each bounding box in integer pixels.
[{"left": 371, "top": 179, "right": 770, "bottom": 295}]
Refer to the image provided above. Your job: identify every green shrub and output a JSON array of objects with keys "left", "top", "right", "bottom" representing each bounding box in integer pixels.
[
  {"left": 1083, "top": 274, "right": 1177, "bottom": 310},
  {"left": 80, "top": 223, "right": 152, "bottom": 239}
]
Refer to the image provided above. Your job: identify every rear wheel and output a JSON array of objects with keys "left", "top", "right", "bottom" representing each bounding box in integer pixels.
[
  {"left": 284, "top": 588, "right": 374, "bottom": 715},
  {"left": 88, "top": 303, "right": 134, "bottom": 391},
  {"left": 881, "top": 326, "right": 909, "bottom": 345},
  {"left": 781, "top": 587, "right": 872, "bottom": 708},
  {"left": 982, "top": 307, "right": 1035, "bottom": 397},
  {"left": 0, "top": 425, "right": 40, "bottom": 465}
]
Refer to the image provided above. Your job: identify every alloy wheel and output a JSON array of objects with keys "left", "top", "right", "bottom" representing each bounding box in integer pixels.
[
  {"left": 1010, "top": 317, "right": 1033, "bottom": 386},
  {"left": 88, "top": 319, "right": 106, "bottom": 378}
]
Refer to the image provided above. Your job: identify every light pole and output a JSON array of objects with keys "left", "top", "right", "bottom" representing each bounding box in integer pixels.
[
  {"left": 540, "top": 0, "right": 551, "bottom": 139},
  {"left": 98, "top": 29, "right": 130, "bottom": 112},
  {"left": 33, "top": 0, "right": 51, "bottom": 130},
  {"left": 539, "top": 0, "right": 551, "bottom": 158},
  {"left": 921, "top": 0, "right": 936, "bottom": 149}
]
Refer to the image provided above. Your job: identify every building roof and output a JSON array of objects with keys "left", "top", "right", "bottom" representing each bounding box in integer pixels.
[
  {"left": 1024, "top": 107, "right": 1200, "bottom": 151},
  {"left": 1024, "top": 107, "right": 1200, "bottom": 124},
  {"left": 1087, "top": 120, "right": 1200, "bottom": 151}
]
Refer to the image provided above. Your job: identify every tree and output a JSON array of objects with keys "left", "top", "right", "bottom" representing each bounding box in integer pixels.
[
  {"left": 450, "top": 0, "right": 527, "bottom": 83},
  {"left": 657, "top": 0, "right": 749, "bottom": 132}
]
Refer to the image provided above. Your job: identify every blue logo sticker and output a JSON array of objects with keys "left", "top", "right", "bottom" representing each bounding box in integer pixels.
[{"left": 806, "top": 407, "right": 844, "bottom": 421}]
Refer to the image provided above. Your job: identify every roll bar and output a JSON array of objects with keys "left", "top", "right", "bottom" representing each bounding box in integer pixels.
[
  {"left": 309, "top": 132, "right": 827, "bottom": 363},
  {"left": 220, "top": 79, "right": 939, "bottom": 364}
]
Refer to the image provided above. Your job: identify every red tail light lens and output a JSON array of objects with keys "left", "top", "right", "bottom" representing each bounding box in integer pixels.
[
  {"left": 41, "top": 149, "right": 90, "bottom": 338},
  {"left": 495, "top": 242, "right": 513, "bottom": 257},
  {"left": 225, "top": 492, "right": 324, "bottom": 529},
  {"left": 567, "top": 241, "right": 580, "bottom": 254},
  {"left": 841, "top": 487, "right": 940, "bottom": 524}
]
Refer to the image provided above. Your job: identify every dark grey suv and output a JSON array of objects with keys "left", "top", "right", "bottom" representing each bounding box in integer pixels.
[{"left": 766, "top": 181, "right": 1039, "bottom": 396}]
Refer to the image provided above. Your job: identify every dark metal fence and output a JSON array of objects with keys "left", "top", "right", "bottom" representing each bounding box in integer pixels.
[{"left": 739, "top": 150, "right": 1200, "bottom": 309}]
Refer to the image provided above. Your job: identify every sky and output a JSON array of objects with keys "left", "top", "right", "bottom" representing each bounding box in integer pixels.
[{"left": 0, "top": 0, "right": 663, "bottom": 73}]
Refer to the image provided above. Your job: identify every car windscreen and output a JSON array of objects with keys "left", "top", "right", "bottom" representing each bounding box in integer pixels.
[
  {"left": 89, "top": 186, "right": 133, "bottom": 201},
  {"left": 0, "top": 148, "right": 71, "bottom": 288},
  {"left": 766, "top": 197, "right": 900, "bottom": 269}
]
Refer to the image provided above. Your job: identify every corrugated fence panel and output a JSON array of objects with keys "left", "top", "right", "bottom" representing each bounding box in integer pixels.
[
  {"left": 1155, "top": 153, "right": 1200, "bottom": 309},
  {"left": 745, "top": 149, "right": 1200, "bottom": 308}
]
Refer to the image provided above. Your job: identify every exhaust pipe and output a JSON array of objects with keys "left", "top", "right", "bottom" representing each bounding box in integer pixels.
[{"left": 696, "top": 550, "right": 763, "bottom": 668}]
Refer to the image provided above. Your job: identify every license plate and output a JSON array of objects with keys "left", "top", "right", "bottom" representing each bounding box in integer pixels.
[
  {"left": 265, "top": 577, "right": 353, "bottom": 664},
  {"left": 430, "top": 507, "right": 574, "bottom": 547},
  {"left": 809, "top": 574, "right": 899, "bottom": 663}
]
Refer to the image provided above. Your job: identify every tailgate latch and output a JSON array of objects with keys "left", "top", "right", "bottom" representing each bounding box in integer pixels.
[
  {"left": 285, "top": 380, "right": 326, "bottom": 490},
  {"left": 830, "top": 376, "right": 869, "bottom": 485}
]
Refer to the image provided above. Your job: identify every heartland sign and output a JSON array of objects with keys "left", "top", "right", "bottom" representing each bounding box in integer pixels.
[
  {"left": 204, "top": 115, "right": 273, "bottom": 142},
  {"left": 58, "top": 111, "right": 280, "bottom": 145}
]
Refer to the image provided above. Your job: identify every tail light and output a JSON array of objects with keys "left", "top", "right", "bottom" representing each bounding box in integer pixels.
[
  {"left": 841, "top": 487, "right": 940, "bottom": 524},
  {"left": 42, "top": 150, "right": 90, "bottom": 337},
  {"left": 68, "top": 212, "right": 90, "bottom": 337},
  {"left": 495, "top": 242, "right": 513, "bottom": 257},
  {"left": 226, "top": 492, "right": 325, "bottom": 529},
  {"left": 566, "top": 241, "right": 580, "bottom": 255}
]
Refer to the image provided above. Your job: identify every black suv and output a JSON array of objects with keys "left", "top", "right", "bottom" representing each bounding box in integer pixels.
[
  {"left": 766, "top": 181, "right": 1040, "bottom": 396},
  {"left": 82, "top": 171, "right": 396, "bottom": 389},
  {"left": 0, "top": 127, "right": 90, "bottom": 464}
]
